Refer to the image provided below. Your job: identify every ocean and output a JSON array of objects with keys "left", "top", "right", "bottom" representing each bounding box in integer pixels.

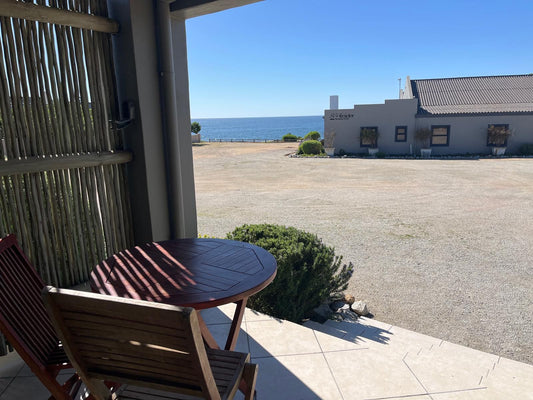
[{"left": 192, "top": 116, "right": 324, "bottom": 141}]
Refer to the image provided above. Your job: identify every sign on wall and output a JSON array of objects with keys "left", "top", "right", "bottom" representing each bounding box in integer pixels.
[{"left": 328, "top": 112, "right": 354, "bottom": 121}]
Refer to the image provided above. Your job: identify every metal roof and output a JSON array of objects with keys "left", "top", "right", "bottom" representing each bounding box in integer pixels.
[{"left": 411, "top": 74, "right": 533, "bottom": 115}]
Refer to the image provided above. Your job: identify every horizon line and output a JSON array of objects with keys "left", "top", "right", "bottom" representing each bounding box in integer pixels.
[{"left": 191, "top": 114, "right": 323, "bottom": 120}]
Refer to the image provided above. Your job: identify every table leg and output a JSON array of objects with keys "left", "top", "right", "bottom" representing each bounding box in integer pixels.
[
  {"left": 225, "top": 298, "right": 247, "bottom": 351},
  {"left": 197, "top": 313, "right": 220, "bottom": 350}
]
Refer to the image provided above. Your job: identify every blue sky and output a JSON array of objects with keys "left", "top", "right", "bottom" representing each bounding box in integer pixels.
[{"left": 186, "top": 0, "right": 533, "bottom": 118}]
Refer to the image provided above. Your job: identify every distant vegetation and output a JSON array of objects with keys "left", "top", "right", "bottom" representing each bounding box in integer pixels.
[
  {"left": 191, "top": 121, "right": 201, "bottom": 134},
  {"left": 282, "top": 133, "right": 299, "bottom": 142},
  {"left": 303, "top": 131, "right": 321, "bottom": 141},
  {"left": 297, "top": 139, "right": 324, "bottom": 155}
]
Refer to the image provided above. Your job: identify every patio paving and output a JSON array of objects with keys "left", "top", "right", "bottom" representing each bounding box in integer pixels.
[{"left": 1, "top": 303, "right": 532, "bottom": 399}]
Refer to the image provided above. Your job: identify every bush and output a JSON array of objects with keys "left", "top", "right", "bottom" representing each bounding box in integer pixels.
[
  {"left": 226, "top": 224, "right": 354, "bottom": 323},
  {"left": 303, "top": 131, "right": 321, "bottom": 141},
  {"left": 282, "top": 133, "right": 299, "bottom": 142},
  {"left": 519, "top": 143, "right": 533, "bottom": 155},
  {"left": 297, "top": 139, "right": 324, "bottom": 155},
  {"left": 191, "top": 121, "right": 201, "bottom": 134}
]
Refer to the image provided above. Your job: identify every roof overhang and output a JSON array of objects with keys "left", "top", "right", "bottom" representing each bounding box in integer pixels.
[{"left": 170, "top": 0, "right": 263, "bottom": 19}]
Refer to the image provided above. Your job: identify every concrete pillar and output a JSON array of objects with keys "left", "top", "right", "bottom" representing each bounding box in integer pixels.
[
  {"left": 108, "top": 0, "right": 171, "bottom": 243},
  {"left": 170, "top": 17, "right": 198, "bottom": 238}
]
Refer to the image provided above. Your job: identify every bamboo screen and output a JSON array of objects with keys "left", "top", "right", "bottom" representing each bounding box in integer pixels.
[{"left": 0, "top": 1, "right": 133, "bottom": 292}]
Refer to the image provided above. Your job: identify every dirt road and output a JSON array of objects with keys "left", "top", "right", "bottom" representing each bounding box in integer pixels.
[{"left": 193, "top": 142, "right": 533, "bottom": 364}]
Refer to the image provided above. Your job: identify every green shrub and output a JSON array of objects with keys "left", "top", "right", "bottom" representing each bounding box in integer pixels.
[
  {"left": 191, "top": 121, "right": 201, "bottom": 134},
  {"left": 282, "top": 133, "right": 298, "bottom": 142},
  {"left": 519, "top": 143, "right": 533, "bottom": 155},
  {"left": 303, "top": 131, "right": 321, "bottom": 141},
  {"left": 375, "top": 151, "right": 386, "bottom": 158},
  {"left": 226, "top": 224, "right": 354, "bottom": 323},
  {"left": 297, "top": 139, "right": 324, "bottom": 155}
]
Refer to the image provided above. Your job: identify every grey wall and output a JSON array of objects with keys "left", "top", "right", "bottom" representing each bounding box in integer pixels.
[
  {"left": 415, "top": 114, "right": 533, "bottom": 155},
  {"left": 325, "top": 98, "right": 533, "bottom": 155},
  {"left": 324, "top": 98, "right": 418, "bottom": 155}
]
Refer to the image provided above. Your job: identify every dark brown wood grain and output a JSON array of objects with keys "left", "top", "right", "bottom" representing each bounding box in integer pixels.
[{"left": 90, "top": 239, "right": 276, "bottom": 310}]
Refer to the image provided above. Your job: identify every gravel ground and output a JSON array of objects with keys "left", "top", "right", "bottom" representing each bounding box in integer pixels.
[{"left": 193, "top": 142, "right": 533, "bottom": 365}]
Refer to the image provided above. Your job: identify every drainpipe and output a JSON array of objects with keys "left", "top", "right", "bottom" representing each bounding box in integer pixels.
[{"left": 155, "top": 0, "right": 186, "bottom": 238}]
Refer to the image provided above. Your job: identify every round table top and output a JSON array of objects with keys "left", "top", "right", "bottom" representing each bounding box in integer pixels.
[{"left": 90, "top": 238, "right": 277, "bottom": 309}]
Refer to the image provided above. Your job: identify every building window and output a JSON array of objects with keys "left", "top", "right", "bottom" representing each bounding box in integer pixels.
[
  {"left": 487, "top": 124, "right": 510, "bottom": 146},
  {"left": 360, "top": 127, "right": 379, "bottom": 147},
  {"left": 395, "top": 126, "right": 407, "bottom": 142},
  {"left": 431, "top": 125, "right": 450, "bottom": 146}
]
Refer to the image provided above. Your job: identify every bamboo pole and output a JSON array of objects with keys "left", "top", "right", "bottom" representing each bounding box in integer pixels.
[
  {"left": 0, "top": 151, "right": 132, "bottom": 176},
  {"left": 0, "top": 0, "right": 119, "bottom": 33}
]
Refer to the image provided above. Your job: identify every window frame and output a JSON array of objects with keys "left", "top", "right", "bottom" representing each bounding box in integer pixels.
[
  {"left": 430, "top": 125, "right": 450, "bottom": 147},
  {"left": 359, "top": 126, "right": 379, "bottom": 148},
  {"left": 487, "top": 124, "right": 510, "bottom": 147},
  {"left": 395, "top": 126, "right": 408, "bottom": 142}
]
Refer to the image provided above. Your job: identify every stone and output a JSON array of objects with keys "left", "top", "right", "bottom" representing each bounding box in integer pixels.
[
  {"left": 311, "top": 303, "right": 333, "bottom": 323},
  {"left": 343, "top": 294, "right": 355, "bottom": 305},
  {"left": 351, "top": 300, "right": 369, "bottom": 316},
  {"left": 329, "top": 301, "right": 346, "bottom": 311},
  {"left": 333, "top": 304, "right": 358, "bottom": 322}
]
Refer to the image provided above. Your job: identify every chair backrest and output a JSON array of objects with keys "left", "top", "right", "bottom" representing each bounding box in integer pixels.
[
  {"left": 42, "top": 286, "right": 222, "bottom": 400},
  {"left": 0, "top": 234, "right": 59, "bottom": 367}
]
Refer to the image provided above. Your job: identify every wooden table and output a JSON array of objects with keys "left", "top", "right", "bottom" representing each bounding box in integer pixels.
[{"left": 90, "top": 238, "right": 277, "bottom": 351}]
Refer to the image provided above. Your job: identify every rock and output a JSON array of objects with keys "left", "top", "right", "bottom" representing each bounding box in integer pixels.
[
  {"left": 343, "top": 294, "right": 355, "bottom": 305},
  {"left": 351, "top": 300, "right": 369, "bottom": 316},
  {"left": 329, "top": 301, "right": 346, "bottom": 311},
  {"left": 311, "top": 303, "right": 333, "bottom": 323},
  {"left": 335, "top": 307, "right": 358, "bottom": 322}
]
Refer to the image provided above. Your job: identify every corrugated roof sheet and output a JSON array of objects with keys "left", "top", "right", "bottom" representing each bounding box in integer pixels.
[{"left": 411, "top": 75, "right": 533, "bottom": 115}]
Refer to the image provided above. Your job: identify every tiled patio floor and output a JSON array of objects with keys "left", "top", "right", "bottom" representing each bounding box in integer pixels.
[{"left": 1, "top": 303, "right": 532, "bottom": 399}]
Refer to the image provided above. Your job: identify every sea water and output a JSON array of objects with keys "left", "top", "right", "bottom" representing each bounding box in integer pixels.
[{"left": 192, "top": 116, "right": 324, "bottom": 141}]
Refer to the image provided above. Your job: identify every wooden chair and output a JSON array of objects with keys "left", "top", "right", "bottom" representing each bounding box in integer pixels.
[
  {"left": 42, "top": 286, "right": 259, "bottom": 400},
  {"left": 0, "top": 234, "right": 81, "bottom": 399}
]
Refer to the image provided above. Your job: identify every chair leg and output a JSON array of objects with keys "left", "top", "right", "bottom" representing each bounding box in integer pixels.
[{"left": 242, "top": 363, "right": 258, "bottom": 400}]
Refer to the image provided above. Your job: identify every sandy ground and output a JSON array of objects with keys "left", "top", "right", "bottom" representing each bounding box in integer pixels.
[{"left": 193, "top": 142, "right": 533, "bottom": 365}]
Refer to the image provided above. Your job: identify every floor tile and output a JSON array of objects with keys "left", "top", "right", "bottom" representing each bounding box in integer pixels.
[
  {"left": 403, "top": 341, "right": 499, "bottom": 393},
  {"left": 200, "top": 305, "right": 235, "bottom": 325},
  {"left": 482, "top": 357, "right": 533, "bottom": 399},
  {"left": 246, "top": 319, "right": 321, "bottom": 358},
  {"left": 325, "top": 348, "right": 427, "bottom": 400},
  {"left": 324, "top": 318, "right": 392, "bottom": 346},
  {"left": 310, "top": 325, "right": 368, "bottom": 352},
  {"left": 0, "top": 376, "right": 50, "bottom": 400},
  {"left": 0, "top": 352, "right": 23, "bottom": 378},
  {"left": 204, "top": 322, "right": 250, "bottom": 353},
  {"left": 431, "top": 388, "right": 501, "bottom": 400},
  {"left": 253, "top": 353, "right": 342, "bottom": 400},
  {"left": 244, "top": 308, "right": 281, "bottom": 322},
  {"left": 0, "top": 378, "right": 11, "bottom": 395}
]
